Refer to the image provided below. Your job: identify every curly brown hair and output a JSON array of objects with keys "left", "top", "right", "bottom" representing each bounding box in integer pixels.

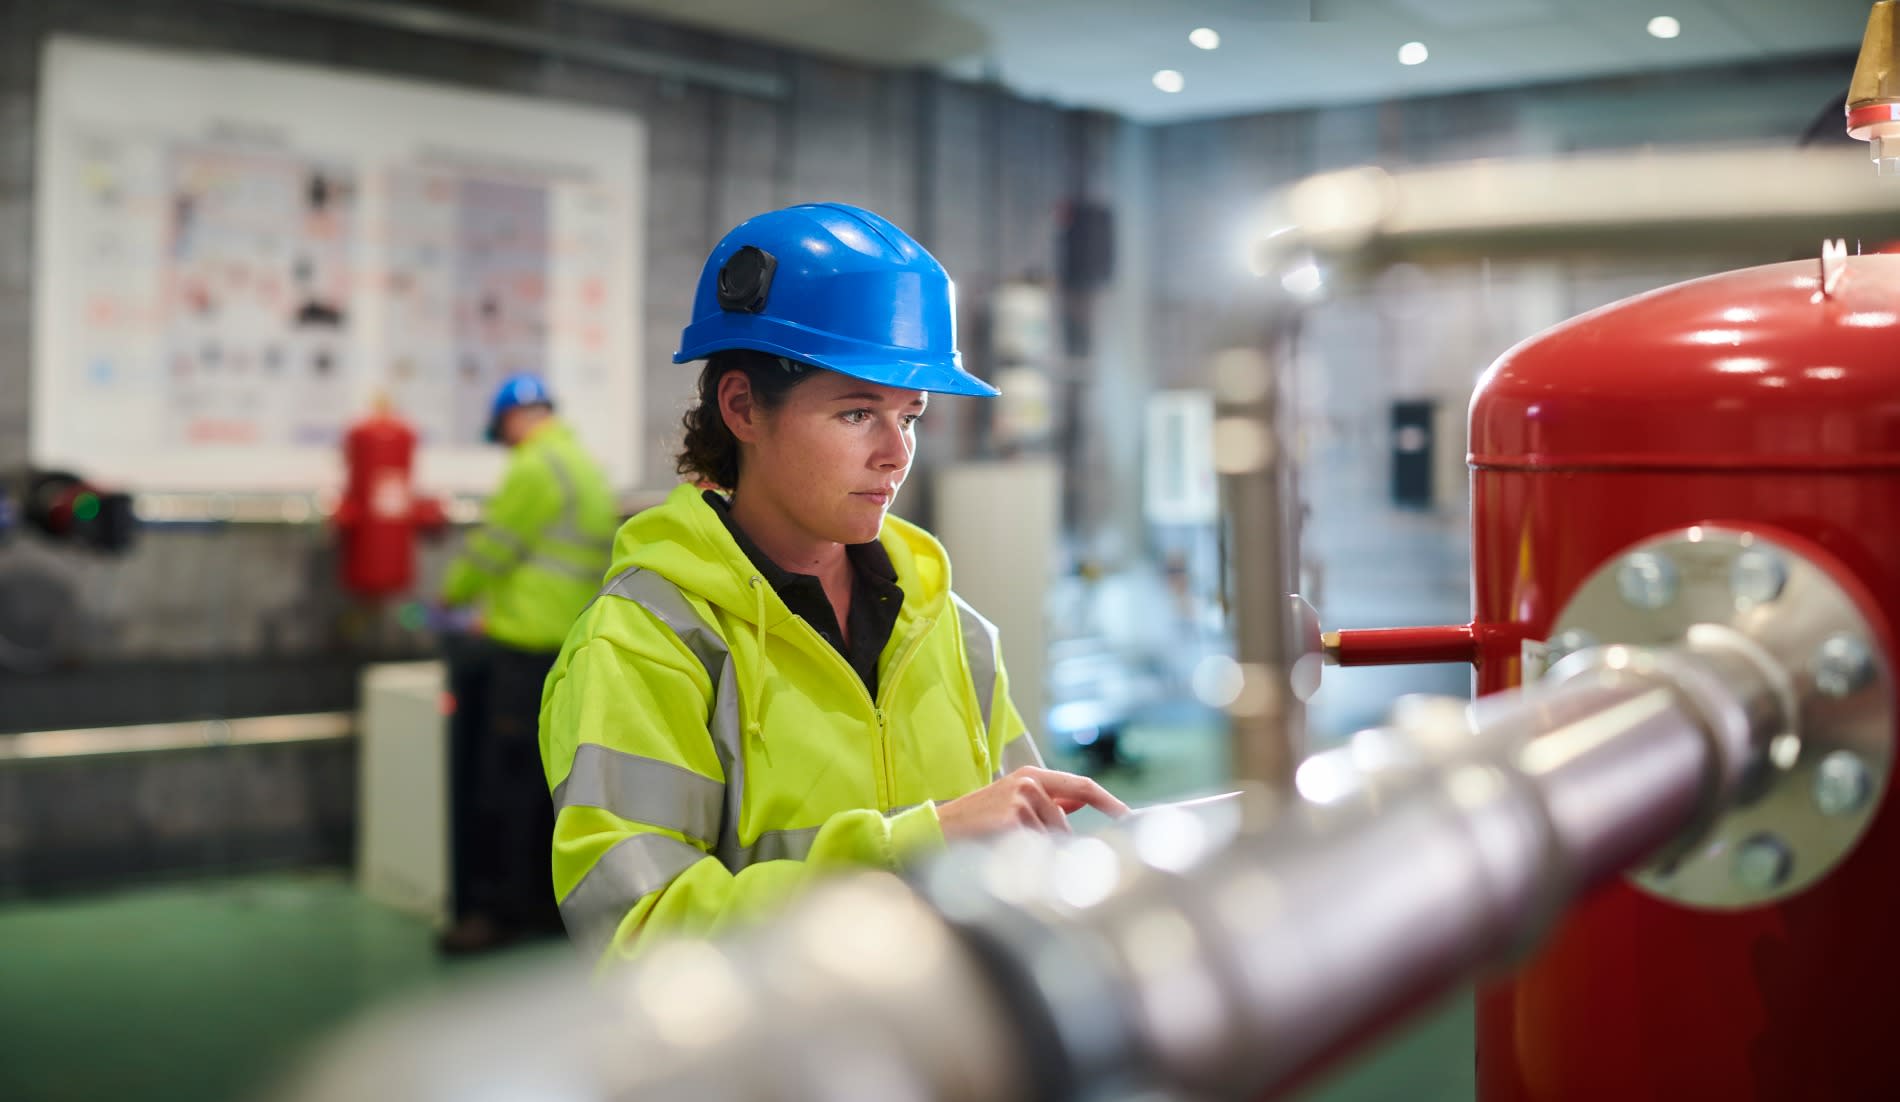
[{"left": 674, "top": 350, "right": 817, "bottom": 489}]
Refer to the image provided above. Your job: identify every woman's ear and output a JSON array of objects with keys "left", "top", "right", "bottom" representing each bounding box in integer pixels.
[{"left": 717, "top": 371, "right": 760, "bottom": 444}]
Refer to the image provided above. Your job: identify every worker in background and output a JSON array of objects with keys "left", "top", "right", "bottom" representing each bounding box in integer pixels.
[
  {"left": 539, "top": 202, "right": 1128, "bottom": 965},
  {"left": 437, "top": 372, "right": 618, "bottom": 954}
]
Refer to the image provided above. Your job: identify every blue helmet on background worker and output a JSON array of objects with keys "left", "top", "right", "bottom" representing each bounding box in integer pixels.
[
  {"left": 485, "top": 373, "right": 554, "bottom": 444},
  {"left": 675, "top": 202, "right": 999, "bottom": 398}
]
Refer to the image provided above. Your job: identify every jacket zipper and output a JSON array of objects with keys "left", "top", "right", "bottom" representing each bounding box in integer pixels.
[
  {"left": 800, "top": 615, "right": 934, "bottom": 808},
  {"left": 875, "top": 619, "right": 935, "bottom": 802}
]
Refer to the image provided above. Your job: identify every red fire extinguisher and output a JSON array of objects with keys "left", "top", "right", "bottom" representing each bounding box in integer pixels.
[{"left": 332, "top": 403, "right": 446, "bottom": 599}]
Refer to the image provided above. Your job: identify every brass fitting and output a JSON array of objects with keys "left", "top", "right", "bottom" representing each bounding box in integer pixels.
[{"left": 1847, "top": 1, "right": 1900, "bottom": 173}]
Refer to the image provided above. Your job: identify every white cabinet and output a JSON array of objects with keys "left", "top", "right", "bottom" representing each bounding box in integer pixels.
[{"left": 355, "top": 661, "right": 450, "bottom": 926}]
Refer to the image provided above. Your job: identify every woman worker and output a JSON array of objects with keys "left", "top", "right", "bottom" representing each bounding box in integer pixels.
[{"left": 539, "top": 202, "right": 1128, "bottom": 963}]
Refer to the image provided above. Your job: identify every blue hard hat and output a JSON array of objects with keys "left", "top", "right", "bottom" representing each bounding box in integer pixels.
[
  {"left": 675, "top": 203, "right": 999, "bottom": 398},
  {"left": 485, "top": 372, "right": 554, "bottom": 443}
]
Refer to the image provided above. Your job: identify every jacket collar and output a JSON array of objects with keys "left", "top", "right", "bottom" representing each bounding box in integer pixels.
[{"left": 607, "top": 483, "right": 951, "bottom": 631}]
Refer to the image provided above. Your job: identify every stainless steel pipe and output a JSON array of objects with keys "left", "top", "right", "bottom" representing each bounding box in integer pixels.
[{"left": 279, "top": 635, "right": 1788, "bottom": 1102}]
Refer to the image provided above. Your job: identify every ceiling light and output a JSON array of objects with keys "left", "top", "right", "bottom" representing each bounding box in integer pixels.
[
  {"left": 1280, "top": 260, "right": 1324, "bottom": 301},
  {"left": 1647, "top": 16, "right": 1681, "bottom": 39},
  {"left": 1398, "top": 41, "right": 1429, "bottom": 66},
  {"left": 1190, "top": 27, "right": 1220, "bottom": 50},
  {"left": 1153, "top": 69, "right": 1185, "bottom": 93}
]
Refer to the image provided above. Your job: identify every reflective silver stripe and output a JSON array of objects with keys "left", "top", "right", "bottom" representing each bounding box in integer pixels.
[
  {"left": 541, "top": 448, "right": 613, "bottom": 563},
  {"left": 528, "top": 552, "right": 602, "bottom": 582},
  {"left": 731, "top": 806, "right": 922, "bottom": 867},
  {"left": 600, "top": 567, "right": 729, "bottom": 695},
  {"left": 559, "top": 832, "right": 706, "bottom": 959},
  {"left": 543, "top": 449, "right": 612, "bottom": 553},
  {"left": 464, "top": 549, "right": 509, "bottom": 577},
  {"left": 553, "top": 743, "right": 723, "bottom": 847},
  {"left": 952, "top": 593, "right": 999, "bottom": 736},
  {"left": 467, "top": 541, "right": 522, "bottom": 577},
  {"left": 549, "top": 520, "right": 608, "bottom": 548},
  {"left": 733, "top": 825, "right": 822, "bottom": 865},
  {"left": 707, "top": 667, "right": 748, "bottom": 866},
  {"left": 543, "top": 448, "right": 577, "bottom": 507},
  {"left": 474, "top": 524, "right": 531, "bottom": 563},
  {"left": 996, "top": 734, "right": 1044, "bottom": 778},
  {"left": 597, "top": 567, "right": 749, "bottom": 869}
]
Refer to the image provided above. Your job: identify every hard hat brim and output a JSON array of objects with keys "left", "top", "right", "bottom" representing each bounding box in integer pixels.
[{"left": 674, "top": 338, "right": 1000, "bottom": 398}]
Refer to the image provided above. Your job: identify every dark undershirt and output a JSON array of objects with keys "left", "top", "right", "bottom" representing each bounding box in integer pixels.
[{"left": 703, "top": 491, "right": 904, "bottom": 698}]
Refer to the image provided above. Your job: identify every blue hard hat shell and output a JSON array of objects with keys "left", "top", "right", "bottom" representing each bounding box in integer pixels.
[
  {"left": 485, "top": 372, "right": 553, "bottom": 443},
  {"left": 675, "top": 203, "right": 998, "bottom": 398}
]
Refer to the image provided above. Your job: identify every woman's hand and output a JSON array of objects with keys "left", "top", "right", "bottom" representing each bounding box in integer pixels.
[{"left": 936, "top": 767, "right": 1130, "bottom": 840}]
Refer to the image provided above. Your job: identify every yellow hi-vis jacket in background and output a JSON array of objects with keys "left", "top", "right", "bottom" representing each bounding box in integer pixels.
[
  {"left": 539, "top": 482, "right": 1044, "bottom": 964},
  {"left": 441, "top": 420, "right": 619, "bottom": 652}
]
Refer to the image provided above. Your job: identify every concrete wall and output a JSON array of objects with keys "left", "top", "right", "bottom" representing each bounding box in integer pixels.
[{"left": 0, "top": 0, "right": 1105, "bottom": 730}]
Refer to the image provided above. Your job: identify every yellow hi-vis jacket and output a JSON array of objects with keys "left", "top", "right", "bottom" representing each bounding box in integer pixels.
[
  {"left": 539, "top": 483, "right": 1043, "bottom": 964},
  {"left": 441, "top": 420, "right": 619, "bottom": 652}
]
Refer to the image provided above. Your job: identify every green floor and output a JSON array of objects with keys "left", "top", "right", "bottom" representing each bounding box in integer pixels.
[
  {"left": 0, "top": 724, "right": 1472, "bottom": 1102},
  {"left": 0, "top": 871, "right": 569, "bottom": 1102}
]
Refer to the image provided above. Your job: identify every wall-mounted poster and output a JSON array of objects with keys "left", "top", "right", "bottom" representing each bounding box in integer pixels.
[{"left": 34, "top": 36, "right": 645, "bottom": 494}]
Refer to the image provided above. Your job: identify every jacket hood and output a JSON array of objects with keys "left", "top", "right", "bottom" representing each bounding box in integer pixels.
[{"left": 607, "top": 483, "right": 952, "bottom": 630}]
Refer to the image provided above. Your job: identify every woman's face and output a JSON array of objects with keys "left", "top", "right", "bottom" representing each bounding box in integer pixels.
[{"left": 722, "top": 368, "right": 927, "bottom": 546}]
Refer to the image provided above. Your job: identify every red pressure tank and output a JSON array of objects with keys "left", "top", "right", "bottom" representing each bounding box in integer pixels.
[
  {"left": 332, "top": 406, "right": 445, "bottom": 599},
  {"left": 1459, "top": 254, "right": 1900, "bottom": 1099}
]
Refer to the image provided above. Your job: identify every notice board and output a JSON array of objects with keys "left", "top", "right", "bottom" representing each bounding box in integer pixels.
[{"left": 33, "top": 36, "right": 646, "bottom": 493}]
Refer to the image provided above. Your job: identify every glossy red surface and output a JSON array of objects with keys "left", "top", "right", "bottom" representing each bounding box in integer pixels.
[
  {"left": 1471, "top": 255, "right": 1900, "bottom": 472},
  {"left": 334, "top": 411, "right": 422, "bottom": 598},
  {"left": 1332, "top": 623, "right": 1478, "bottom": 666},
  {"left": 1330, "top": 622, "right": 1523, "bottom": 668},
  {"left": 1469, "top": 258, "right": 1900, "bottom": 1101},
  {"left": 1847, "top": 102, "right": 1900, "bottom": 137}
]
